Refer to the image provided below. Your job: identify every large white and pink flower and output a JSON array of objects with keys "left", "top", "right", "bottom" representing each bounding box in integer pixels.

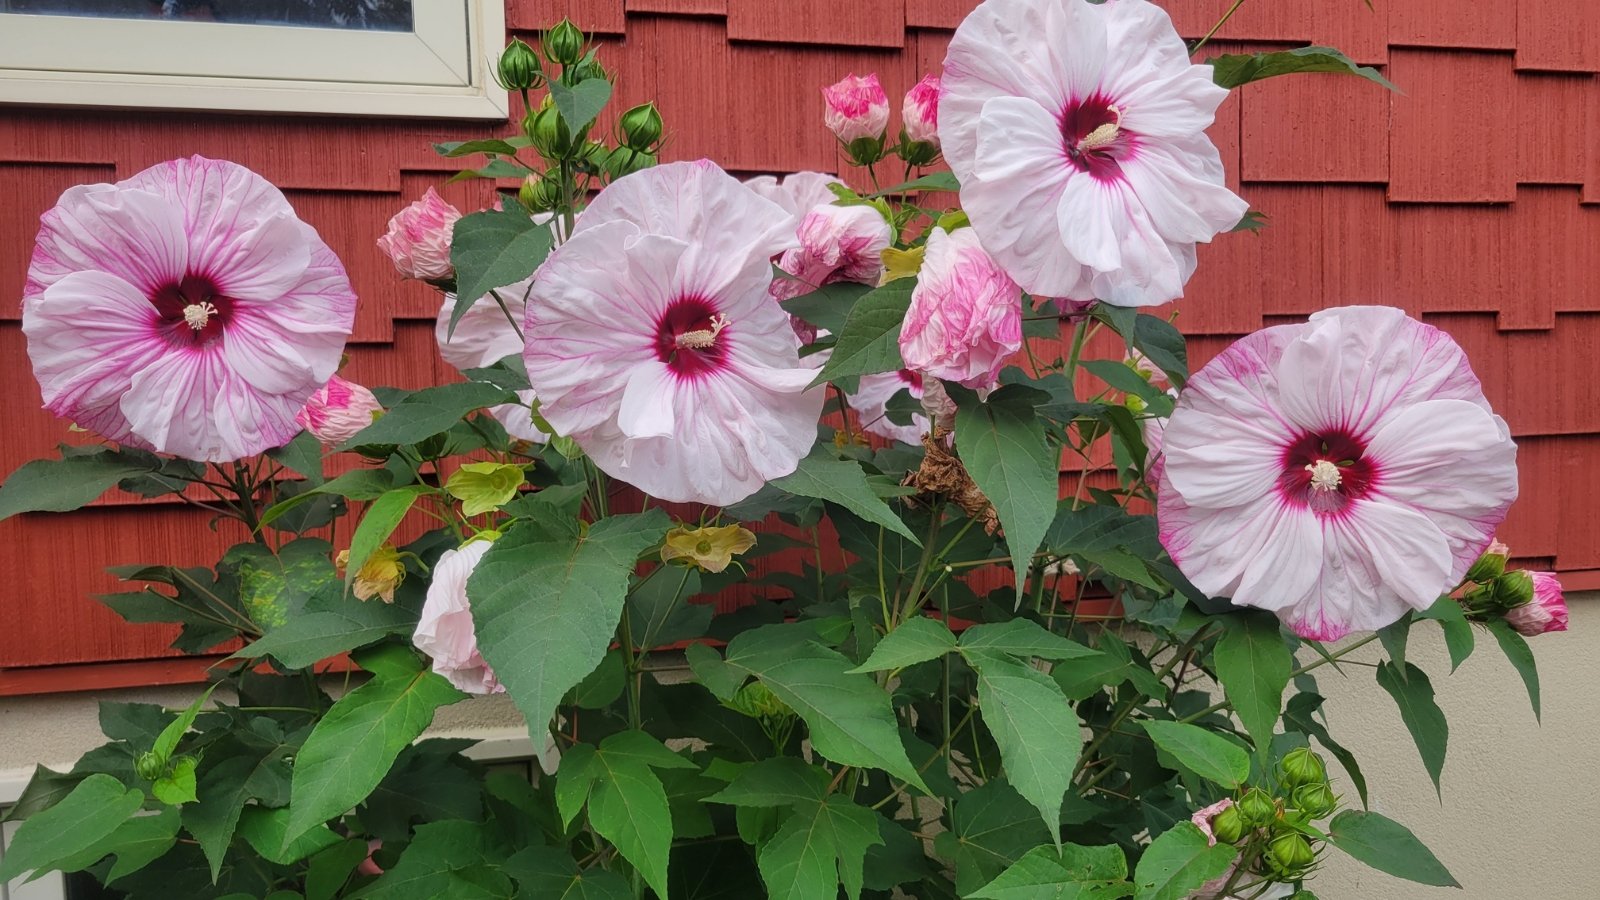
[
  {"left": 1158, "top": 306, "right": 1519, "bottom": 641},
  {"left": 848, "top": 370, "right": 929, "bottom": 445},
  {"left": 940, "top": 0, "right": 1247, "bottom": 306},
  {"left": 770, "top": 203, "right": 893, "bottom": 303},
  {"left": 435, "top": 278, "right": 548, "bottom": 443},
  {"left": 523, "top": 160, "right": 825, "bottom": 506},
  {"left": 413, "top": 541, "right": 502, "bottom": 695},
  {"left": 744, "top": 172, "right": 844, "bottom": 220},
  {"left": 898, "top": 226, "right": 1022, "bottom": 392},
  {"left": 22, "top": 155, "right": 356, "bottom": 462}
]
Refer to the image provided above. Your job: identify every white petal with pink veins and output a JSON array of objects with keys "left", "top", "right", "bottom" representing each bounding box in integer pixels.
[
  {"left": 27, "top": 185, "right": 187, "bottom": 298},
  {"left": 199, "top": 213, "right": 312, "bottom": 303},
  {"left": 1123, "top": 140, "right": 1250, "bottom": 244},
  {"left": 619, "top": 365, "right": 678, "bottom": 444},
  {"left": 1056, "top": 174, "right": 1123, "bottom": 273},
  {"left": 121, "top": 349, "right": 300, "bottom": 462},
  {"left": 121, "top": 155, "right": 297, "bottom": 266},
  {"left": 223, "top": 309, "right": 318, "bottom": 395},
  {"left": 964, "top": 97, "right": 1081, "bottom": 296}
]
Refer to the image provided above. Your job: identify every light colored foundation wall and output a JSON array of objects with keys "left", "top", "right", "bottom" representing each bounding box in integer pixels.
[{"left": 3, "top": 599, "right": 1593, "bottom": 899}]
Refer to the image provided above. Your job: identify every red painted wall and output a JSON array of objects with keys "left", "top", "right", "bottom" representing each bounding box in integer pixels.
[{"left": 3, "top": 0, "right": 1597, "bottom": 686}]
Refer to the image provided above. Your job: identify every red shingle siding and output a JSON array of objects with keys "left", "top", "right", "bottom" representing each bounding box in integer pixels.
[{"left": 2, "top": 0, "right": 1596, "bottom": 678}]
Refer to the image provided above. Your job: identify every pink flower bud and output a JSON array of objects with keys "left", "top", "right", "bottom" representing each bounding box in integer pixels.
[
  {"left": 376, "top": 187, "right": 462, "bottom": 283},
  {"left": 1506, "top": 571, "right": 1569, "bottom": 636},
  {"left": 822, "top": 73, "right": 890, "bottom": 143},
  {"left": 771, "top": 203, "right": 893, "bottom": 303},
  {"left": 295, "top": 375, "right": 383, "bottom": 446},
  {"left": 899, "top": 226, "right": 1022, "bottom": 392},
  {"left": 902, "top": 74, "right": 942, "bottom": 145}
]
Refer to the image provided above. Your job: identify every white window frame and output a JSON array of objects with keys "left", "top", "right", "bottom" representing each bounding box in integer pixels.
[{"left": 0, "top": 0, "right": 508, "bottom": 119}]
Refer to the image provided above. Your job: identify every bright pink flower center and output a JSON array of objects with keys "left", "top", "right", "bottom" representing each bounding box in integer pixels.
[
  {"left": 1062, "top": 95, "right": 1136, "bottom": 181},
  {"left": 655, "top": 295, "right": 729, "bottom": 380},
  {"left": 150, "top": 274, "right": 231, "bottom": 346},
  {"left": 899, "top": 369, "right": 923, "bottom": 391},
  {"left": 1277, "top": 429, "right": 1378, "bottom": 516}
]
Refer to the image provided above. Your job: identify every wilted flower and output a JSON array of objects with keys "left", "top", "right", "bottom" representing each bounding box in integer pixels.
[
  {"left": 339, "top": 544, "right": 405, "bottom": 604},
  {"left": 377, "top": 188, "right": 462, "bottom": 283},
  {"left": 902, "top": 74, "right": 942, "bottom": 145},
  {"left": 770, "top": 204, "right": 893, "bottom": 303},
  {"left": 435, "top": 278, "right": 548, "bottom": 443},
  {"left": 821, "top": 73, "right": 890, "bottom": 143},
  {"left": 1191, "top": 798, "right": 1235, "bottom": 846},
  {"left": 1158, "top": 306, "right": 1519, "bottom": 641},
  {"left": 22, "top": 155, "right": 356, "bottom": 462},
  {"left": 296, "top": 375, "right": 383, "bottom": 446},
  {"left": 847, "top": 370, "right": 929, "bottom": 445},
  {"left": 523, "top": 160, "right": 825, "bottom": 506},
  {"left": 661, "top": 524, "right": 758, "bottom": 573},
  {"left": 940, "top": 0, "right": 1247, "bottom": 306},
  {"left": 898, "top": 226, "right": 1022, "bottom": 392},
  {"left": 1504, "top": 571, "right": 1568, "bottom": 637},
  {"left": 413, "top": 541, "right": 503, "bottom": 694}
]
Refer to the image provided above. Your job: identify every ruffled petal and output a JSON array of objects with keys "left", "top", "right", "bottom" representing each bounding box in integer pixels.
[
  {"left": 1114, "top": 66, "right": 1230, "bottom": 140},
  {"left": 1055, "top": 173, "right": 1122, "bottom": 272},
  {"left": 1123, "top": 138, "right": 1249, "bottom": 244},
  {"left": 1157, "top": 488, "right": 1319, "bottom": 608},
  {"left": 26, "top": 184, "right": 187, "bottom": 298},
  {"left": 619, "top": 364, "right": 678, "bottom": 443},
  {"left": 120, "top": 347, "right": 301, "bottom": 461}
]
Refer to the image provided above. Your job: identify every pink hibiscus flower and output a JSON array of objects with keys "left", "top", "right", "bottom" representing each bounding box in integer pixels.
[
  {"left": 523, "top": 160, "right": 826, "bottom": 506},
  {"left": 1158, "top": 306, "right": 1519, "bottom": 641},
  {"left": 435, "top": 278, "right": 548, "bottom": 444},
  {"left": 744, "top": 172, "right": 844, "bottom": 220},
  {"left": 939, "top": 0, "right": 1247, "bottom": 306},
  {"left": 22, "top": 155, "right": 356, "bottom": 462},
  {"left": 414, "top": 541, "right": 503, "bottom": 695},
  {"left": 848, "top": 370, "right": 929, "bottom": 445}
]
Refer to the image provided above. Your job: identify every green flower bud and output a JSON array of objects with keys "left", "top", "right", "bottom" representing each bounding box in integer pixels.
[
  {"left": 495, "top": 37, "right": 543, "bottom": 91},
  {"left": 844, "top": 134, "right": 886, "bottom": 167},
  {"left": 135, "top": 751, "right": 167, "bottom": 782},
  {"left": 618, "top": 102, "right": 664, "bottom": 151},
  {"left": 896, "top": 135, "right": 941, "bottom": 167},
  {"left": 1211, "top": 804, "right": 1247, "bottom": 844},
  {"left": 1237, "top": 787, "right": 1277, "bottom": 828},
  {"left": 543, "top": 19, "right": 585, "bottom": 66},
  {"left": 517, "top": 174, "right": 541, "bottom": 211},
  {"left": 1266, "top": 832, "right": 1316, "bottom": 878},
  {"left": 1279, "top": 747, "right": 1327, "bottom": 788},
  {"left": 1492, "top": 569, "right": 1535, "bottom": 610},
  {"left": 568, "top": 57, "right": 608, "bottom": 85},
  {"left": 603, "top": 146, "right": 657, "bottom": 181},
  {"left": 520, "top": 172, "right": 561, "bottom": 212},
  {"left": 528, "top": 102, "right": 574, "bottom": 160},
  {"left": 1464, "top": 539, "right": 1509, "bottom": 583},
  {"left": 1290, "top": 782, "right": 1338, "bottom": 819}
]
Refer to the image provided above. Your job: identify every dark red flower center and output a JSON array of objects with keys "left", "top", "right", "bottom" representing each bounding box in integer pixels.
[
  {"left": 1062, "top": 95, "right": 1136, "bottom": 181},
  {"left": 899, "top": 369, "right": 923, "bottom": 392},
  {"left": 1277, "top": 429, "right": 1378, "bottom": 516},
  {"left": 655, "top": 295, "right": 730, "bottom": 380},
  {"left": 150, "top": 274, "right": 232, "bottom": 346}
]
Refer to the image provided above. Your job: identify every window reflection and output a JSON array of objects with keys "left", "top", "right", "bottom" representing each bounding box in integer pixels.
[{"left": 0, "top": 0, "right": 414, "bottom": 31}]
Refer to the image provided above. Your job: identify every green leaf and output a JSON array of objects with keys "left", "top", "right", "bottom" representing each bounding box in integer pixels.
[
  {"left": 238, "top": 806, "right": 343, "bottom": 866},
  {"left": 345, "top": 381, "right": 516, "bottom": 448},
  {"left": 503, "top": 846, "right": 632, "bottom": 899},
  {"left": 1378, "top": 614, "right": 1411, "bottom": 675},
  {"left": 968, "top": 652, "right": 1083, "bottom": 836},
  {"left": 1130, "top": 315, "right": 1188, "bottom": 388},
  {"left": 152, "top": 755, "right": 199, "bottom": 805},
  {"left": 1140, "top": 720, "right": 1249, "bottom": 790},
  {"left": 757, "top": 795, "right": 884, "bottom": 900},
  {"left": 257, "top": 469, "right": 394, "bottom": 530},
  {"left": 808, "top": 280, "right": 916, "bottom": 388},
  {"left": 1327, "top": 810, "right": 1460, "bottom": 888},
  {"left": 1231, "top": 210, "right": 1269, "bottom": 233},
  {"left": 1487, "top": 619, "right": 1541, "bottom": 721},
  {"left": 628, "top": 567, "right": 709, "bottom": 650},
  {"left": 703, "top": 758, "right": 830, "bottom": 809},
  {"left": 970, "top": 843, "right": 1133, "bottom": 900},
  {"left": 721, "top": 624, "right": 928, "bottom": 792},
  {"left": 549, "top": 77, "right": 613, "bottom": 129},
  {"left": 436, "top": 138, "right": 523, "bottom": 157},
  {"left": 1212, "top": 612, "right": 1292, "bottom": 758},
  {"left": 306, "top": 840, "right": 371, "bottom": 900},
  {"left": 1282, "top": 692, "right": 1368, "bottom": 809},
  {"left": 185, "top": 750, "right": 287, "bottom": 882},
  {"left": 343, "top": 486, "right": 428, "bottom": 593},
  {"left": 447, "top": 158, "right": 535, "bottom": 183},
  {"left": 1417, "top": 597, "right": 1476, "bottom": 673},
  {"left": 1081, "top": 360, "right": 1170, "bottom": 407},
  {"left": 233, "top": 600, "right": 417, "bottom": 669},
  {"left": 772, "top": 452, "right": 918, "bottom": 544},
  {"left": 0, "top": 450, "right": 156, "bottom": 520},
  {"left": 354, "top": 820, "right": 512, "bottom": 899},
  {"left": 230, "top": 539, "right": 340, "bottom": 630},
  {"left": 0, "top": 774, "right": 145, "bottom": 883},
  {"left": 685, "top": 642, "right": 747, "bottom": 701},
  {"left": 556, "top": 731, "right": 694, "bottom": 899},
  {"left": 955, "top": 385, "right": 1059, "bottom": 598},
  {"left": 959, "top": 619, "right": 1098, "bottom": 661},
  {"left": 52, "top": 806, "right": 180, "bottom": 882},
  {"left": 1207, "top": 46, "right": 1398, "bottom": 92},
  {"left": 151, "top": 684, "right": 215, "bottom": 762},
  {"left": 447, "top": 209, "right": 554, "bottom": 335},
  {"left": 445, "top": 461, "right": 526, "bottom": 517},
  {"left": 847, "top": 615, "right": 956, "bottom": 673},
  {"left": 934, "top": 780, "right": 1053, "bottom": 895},
  {"left": 468, "top": 510, "right": 670, "bottom": 736},
  {"left": 283, "top": 645, "right": 466, "bottom": 845},
  {"left": 1131, "top": 823, "right": 1237, "bottom": 900},
  {"left": 0, "top": 766, "right": 81, "bottom": 823},
  {"left": 866, "top": 171, "right": 960, "bottom": 197},
  {"left": 783, "top": 281, "right": 871, "bottom": 336},
  {"left": 1375, "top": 660, "right": 1448, "bottom": 797},
  {"left": 267, "top": 431, "right": 325, "bottom": 485},
  {"left": 1043, "top": 502, "right": 1163, "bottom": 591}
]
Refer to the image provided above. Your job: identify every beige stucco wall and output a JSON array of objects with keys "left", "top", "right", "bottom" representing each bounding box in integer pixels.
[{"left": 2, "top": 598, "right": 1593, "bottom": 898}]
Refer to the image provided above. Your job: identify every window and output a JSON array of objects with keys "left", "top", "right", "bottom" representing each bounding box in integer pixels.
[{"left": 0, "top": 0, "right": 508, "bottom": 118}]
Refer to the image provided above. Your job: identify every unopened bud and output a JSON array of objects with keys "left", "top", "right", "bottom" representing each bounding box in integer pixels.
[
  {"left": 844, "top": 135, "right": 887, "bottom": 167},
  {"left": 1278, "top": 747, "right": 1327, "bottom": 788},
  {"left": 528, "top": 102, "right": 574, "bottom": 159},
  {"left": 897, "top": 138, "right": 941, "bottom": 167},
  {"left": 619, "top": 102, "right": 664, "bottom": 151},
  {"left": 1237, "top": 787, "right": 1277, "bottom": 828},
  {"left": 1491, "top": 569, "right": 1535, "bottom": 610},
  {"left": 495, "top": 38, "right": 543, "bottom": 91},
  {"left": 135, "top": 751, "right": 166, "bottom": 782},
  {"left": 1267, "top": 832, "right": 1316, "bottom": 878},
  {"left": 543, "top": 19, "right": 585, "bottom": 66},
  {"left": 1465, "top": 539, "right": 1510, "bottom": 584},
  {"left": 604, "top": 146, "right": 657, "bottom": 180},
  {"left": 1290, "top": 782, "right": 1338, "bottom": 819},
  {"left": 569, "top": 57, "right": 608, "bottom": 85},
  {"left": 1211, "top": 804, "right": 1247, "bottom": 844},
  {"left": 518, "top": 174, "right": 541, "bottom": 211}
]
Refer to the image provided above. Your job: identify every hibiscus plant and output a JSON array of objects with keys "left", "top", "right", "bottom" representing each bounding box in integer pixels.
[{"left": 0, "top": 2, "right": 1564, "bottom": 899}]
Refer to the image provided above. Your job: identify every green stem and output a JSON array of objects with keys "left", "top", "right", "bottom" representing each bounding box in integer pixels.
[
  {"left": 1074, "top": 625, "right": 1217, "bottom": 779},
  {"left": 1190, "top": 0, "right": 1248, "bottom": 55}
]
